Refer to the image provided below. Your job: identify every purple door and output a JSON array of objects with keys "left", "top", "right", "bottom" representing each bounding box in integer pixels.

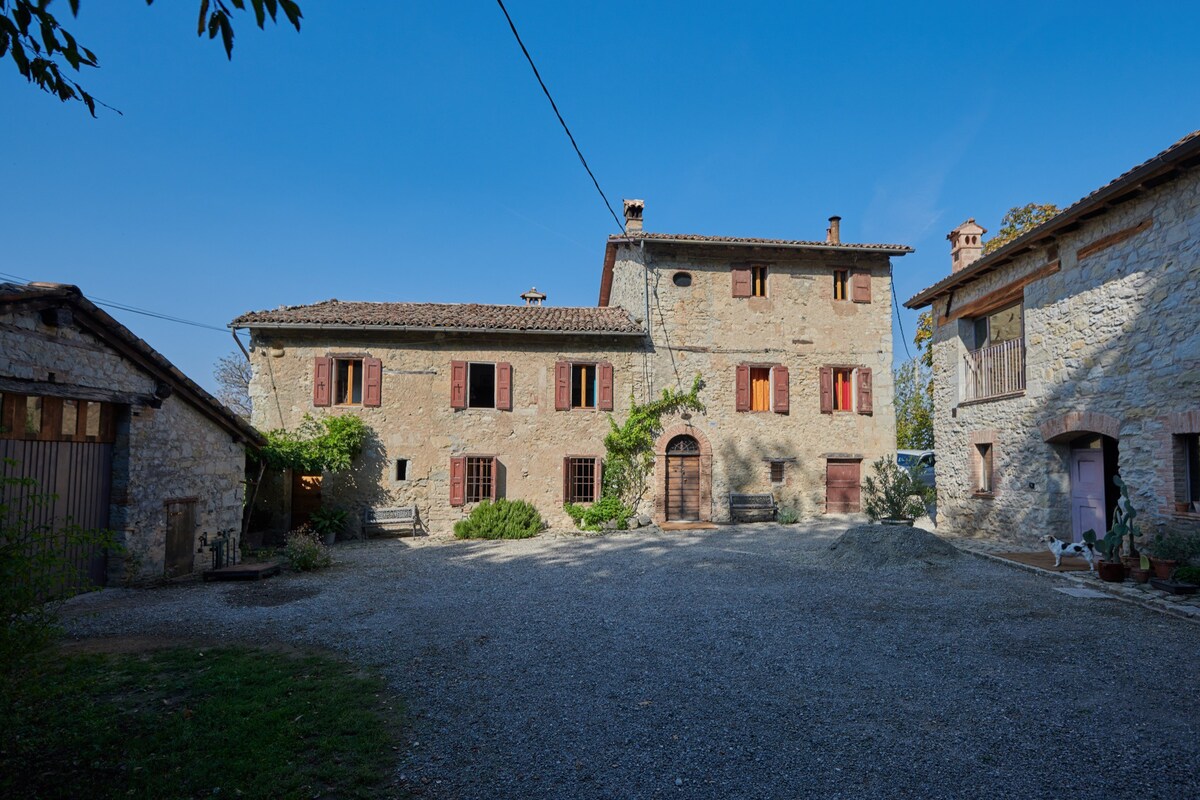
[{"left": 1070, "top": 449, "right": 1106, "bottom": 543}]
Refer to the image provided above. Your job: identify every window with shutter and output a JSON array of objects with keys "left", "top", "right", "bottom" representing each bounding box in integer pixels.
[
  {"left": 751, "top": 265, "right": 768, "bottom": 297},
  {"left": 571, "top": 363, "right": 597, "bottom": 409},
  {"left": 554, "top": 361, "right": 571, "bottom": 410},
  {"left": 833, "top": 270, "right": 848, "bottom": 301},
  {"left": 564, "top": 456, "right": 601, "bottom": 503},
  {"left": 832, "top": 368, "right": 853, "bottom": 411},
  {"left": 496, "top": 363, "right": 513, "bottom": 411},
  {"left": 736, "top": 364, "right": 751, "bottom": 412},
  {"left": 750, "top": 368, "right": 771, "bottom": 411},
  {"left": 465, "top": 456, "right": 495, "bottom": 503},
  {"left": 598, "top": 362, "right": 614, "bottom": 411},
  {"left": 334, "top": 358, "right": 364, "bottom": 405},
  {"left": 819, "top": 367, "right": 833, "bottom": 414},
  {"left": 851, "top": 272, "right": 871, "bottom": 303},
  {"left": 467, "top": 363, "right": 497, "bottom": 409},
  {"left": 313, "top": 356, "right": 333, "bottom": 407},
  {"left": 772, "top": 365, "right": 789, "bottom": 414},
  {"left": 450, "top": 360, "right": 468, "bottom": 409},
  {"left": 731, "top": 267, "right": 752, "bottom": 298},
  {"left": 857, "top": 368, "right": 873, "bottom": 415}
]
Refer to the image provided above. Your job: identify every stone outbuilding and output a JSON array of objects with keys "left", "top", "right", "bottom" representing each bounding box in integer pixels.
[
  {"left": 0, "top": 282, "right": 263, "bottom": 584},
  {"left": 234, "top": 204, "right": 912, "bottom": 534},
  {"left": 905, "top": 131, "right": 1200, "bottom": 545}
]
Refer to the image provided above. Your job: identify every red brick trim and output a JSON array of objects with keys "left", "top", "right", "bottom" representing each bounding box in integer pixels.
[
  {"left": 1158, "top": 410, "right": 1200, "bottom": 510},
  {"left": 1163, "top": 410, "right": 1200, "bottom": 435},
  {"left": 969, "top": 429, "right": 998, "bottom": 496},
  {"left": 1038, "top": 411, "right": 1121, "bottom": 443},
  {"left": 653, "top": 424, "right": 713, "bottom": 523}
]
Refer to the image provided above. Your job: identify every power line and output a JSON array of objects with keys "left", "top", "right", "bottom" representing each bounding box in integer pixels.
[
  {"left": 495, "top": 0, "right": 626, "bottom": 236},
  {"left": 891, "top": 277, "right": 913, "bottom": 361}
]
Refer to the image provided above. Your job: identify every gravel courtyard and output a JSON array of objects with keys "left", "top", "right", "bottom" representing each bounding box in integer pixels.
[{"left": 65, "top": 523, "right": 1200, "bottom": 800}]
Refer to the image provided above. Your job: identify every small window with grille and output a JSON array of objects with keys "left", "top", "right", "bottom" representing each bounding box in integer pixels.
[
  {"left": 770, "top": 461, "right": 786, "bottom": 484},
  {"left": 466, "top": 456, "right": 494, "bottom": 503},
  {"left": 566, "top": 457, "right": 600, "bottom": 503}
]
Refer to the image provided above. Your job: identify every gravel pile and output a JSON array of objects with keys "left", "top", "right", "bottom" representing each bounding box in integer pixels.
[
  {"left": 61, "top": 522, "right": 1200, "bottom": 800},
  {"left": 823, "top": 524, "right": 961, "bottom": 568}
]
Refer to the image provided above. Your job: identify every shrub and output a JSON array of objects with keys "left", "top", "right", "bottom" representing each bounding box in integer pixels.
[
  {"left": 776, "top": 506, "right": 799, "bottom": 525},
  {"left": 309, "top": 506, "right": 348, "bottom": 539},
  {"left": 283, "top": 526, "right": 332, "bottom": 571},
  {"left": 1173, "top": 565, "right": 1200, "bottom": 585},
  {"left": 564, "top": 495, "right": 632, "bottom": 532},
  {"left": 1149, "top": 531, "right": 1200, "bottom": 564},
  {"left": 861, "top": 456, "right": 934, "bottom": 522},
  {"left": 454, "top": 499, "right": 543, "bottom": 540}
]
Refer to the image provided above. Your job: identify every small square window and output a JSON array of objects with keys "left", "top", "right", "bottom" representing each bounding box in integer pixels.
[
  {"left": 751, "top": 265, "right": 768, "bottom": 297},
  {"left": 466, "top": 456, "right": 494, "bottom": 503},
  {"left": 833, "top": 270, "right": 848, "bottom": 301},
  {"left": 832, "top": 368, "right": 853, "bottom": 412},
  {"left": 770, "top": 461, "right": 785, "bottom": 484},
  {"left": 571, "top": 363, "right": 596, "bottom": 409},
  {"left": 395, "top": 458, "right": 409, "bottom": 482},
  {"left": 976, "top": 443, "right": 994, "bottom": 494},
  {"left": 567, "top": 457, "right": 599, "bottom": 503},
  {"left": 468, "top": 363, "right": 496, "bottom": 408},
  {"left": 335, "top": 359, "right": 363, "bottom": 405}
]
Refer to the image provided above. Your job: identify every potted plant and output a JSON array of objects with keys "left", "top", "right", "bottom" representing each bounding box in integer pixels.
[
  {"left": 862, "top": 456, "right": 934, "bottom": 526},
  {"left": 1147, "top": 530, "right": 1200, "bottom": 579},
  {"left": 1131, "top": 553, "right": 1152, "bottom": 584},
  {"left": 309, "top": 506, "right": 348, "bottom": 546}
]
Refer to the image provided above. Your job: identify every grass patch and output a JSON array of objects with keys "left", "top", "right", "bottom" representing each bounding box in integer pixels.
[{"left": 0, "top": 644, "right": 399, "bottom": 799}]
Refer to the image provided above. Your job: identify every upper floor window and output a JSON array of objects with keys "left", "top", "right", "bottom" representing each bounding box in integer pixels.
[
  {"left": 554, "top": 361, "right": 613, "bottom": 411},
  {"left": 833, "top": 270, "right": 848, "bottom": 301},
  {"left": 451, "top": 361, "right": 512, "bottom": 410},
  {"left": 314, "top": 356, "right": 382, "bottom": 407},
  {"left": 819, "top": 366, "right": 872, "bottom": 415},
  {"left": 572, "top": 363, "right": 596, "bottom": 409},
  {"left": 335, "top": 358, "right": 363, "bottom": 405},
  {"left": 973, "top": 303, "right": 1023, "bottom": 349},
  {"left": 731, "top": 266, "right": 768, "bottom": 298},
  {"left": 751, "top": 265, "right": 768, "bottom": 297},
  {"left": 468, "top": 363, "right": 496, "bottom": 408},
  {"left": 831, "top": 368, "right": 853, "bottom": 411},
  {"left": 735, "top": 364, "right": 789, "bottom": 413},
  {"left": 964, "top": 303, "right": 1026, "bottom": 402}
]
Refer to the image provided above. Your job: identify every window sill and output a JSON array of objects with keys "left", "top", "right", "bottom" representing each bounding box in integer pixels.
[
  {"left": 959, "top": 391, "right": 1025, "bottom": 408},
  {"left": 972, "top": 491, "right": 995, "bottom": 500}
]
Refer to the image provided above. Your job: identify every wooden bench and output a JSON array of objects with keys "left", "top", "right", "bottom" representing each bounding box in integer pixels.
[
  {"left": 729, "top": 493, "right": 777, "bottom": 522},
  {"left": 363, "top": 506, "right": 422, "bottom": 537}
]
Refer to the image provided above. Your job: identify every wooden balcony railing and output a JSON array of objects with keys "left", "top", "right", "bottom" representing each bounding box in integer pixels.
[{"left": 964, "top": 338, "right": 1025, "bottom": 401}]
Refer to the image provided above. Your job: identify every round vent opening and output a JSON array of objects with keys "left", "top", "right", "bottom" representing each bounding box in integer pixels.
[{"left": 672, "top": 272, "right": 693, "bottom": 287}]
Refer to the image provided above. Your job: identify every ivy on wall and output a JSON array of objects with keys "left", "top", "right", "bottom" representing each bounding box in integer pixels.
[{"left": 256, "top": 414, "right": 367, "bottom": 474}]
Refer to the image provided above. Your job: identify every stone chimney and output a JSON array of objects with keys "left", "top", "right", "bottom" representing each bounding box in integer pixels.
[
  {"left": 520, "top": 287, "right": 547, "bottom": 306},
  {"left": 623, "top": 199, "right": 644, "bottom": 233},
  {"left": 948, "top": 219, "right": 987, "bottom": 273},
  {"left": 826, "top": 216, "right": 842, "bottom": 245}
]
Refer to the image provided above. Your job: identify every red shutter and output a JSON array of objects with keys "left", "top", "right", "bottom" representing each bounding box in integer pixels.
[
  {"left": 363, "top": 357, "right": 382, "bottom": 407},
  {"left": 735, "top": 364, "right": 751, "bottom": 412},
  {"left": 555, "top": 361, "right": 571, "bottom": 411},
  {"left": 731, "top": 268, "right": 752, "bottom": 298},
  {"left": 857, "top": 368, "right": 873, "bottom": 414},
  {"left": 450, "top": 360, "right": 467, "bottom": 409},
  {"left": 563, "top": 457, "right": 572, "bottom": 503},
  {"left": 852, "top": 271, "right": 871, "bottom": 303},
  {"left": 496, "top": 362, "right": 513, "bottom": 411},
  {"left": 593, "top": 458, "right": 603, "bottom": 502},
  {"left": 819, "top": 367, "right": 833, "bottom": 414},
  {"left": 313, "top": 356, "right": 333, "bottom": 407},
  {"left": 449, "top": 457, "right": 466, "bottom": 506},
  {"left": 772, "top": 365, "right": 790, "bottom": 414},
  {"left": 598, "top": 362, "right": 614, "bottom": 411},
  {"left": 489, "top": 457, "right": 499, "bottom": 501}
]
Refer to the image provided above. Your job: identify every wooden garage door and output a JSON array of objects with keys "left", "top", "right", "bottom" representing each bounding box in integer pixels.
[{"left": 826, "top": 459, "right": 861, "bottom": 513}]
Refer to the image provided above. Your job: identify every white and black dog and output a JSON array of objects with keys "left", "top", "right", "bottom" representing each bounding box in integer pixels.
[{"left": 1038, "top": 535, "right": 1096, "bottom": 571}]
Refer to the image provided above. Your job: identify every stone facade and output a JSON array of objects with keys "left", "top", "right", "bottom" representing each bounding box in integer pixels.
[
  {"left": 915, "top": 146, "right": 1200, "bottom": 546},
  {"left": 241, "top": 214, "right": 909, "bottom": 534},
  {"left": 0, "top": 283, "right": 256, "bottom": 582}
]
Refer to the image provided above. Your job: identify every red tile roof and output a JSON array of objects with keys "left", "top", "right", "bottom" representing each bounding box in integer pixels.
[
  {"left": 905, "top": 129, "right": 1200, "bottom": 309},
  {"left": 612, "top": 231, "right": 913, "bottom": 253},
  {"left": 231, "top": 300, "right": 645, "bottom": 335}
]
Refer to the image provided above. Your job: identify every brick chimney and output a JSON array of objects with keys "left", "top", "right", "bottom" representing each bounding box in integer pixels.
[
  {"left": 826, "top": 216, "right": 842, "bottom": 245},
  {"left": 948, "top": 219, "right": 987, "bottom": 273},
  {"left": 623, "top": 199, "right": 644, "bottom": 233}
]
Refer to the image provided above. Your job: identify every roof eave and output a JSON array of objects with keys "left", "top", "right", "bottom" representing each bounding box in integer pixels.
[
  {"left": 230, "top": 322, "right": 646, "bottom": 337},
  {"left": 612, "top": 236, "right": 912, "bottom": 255}
]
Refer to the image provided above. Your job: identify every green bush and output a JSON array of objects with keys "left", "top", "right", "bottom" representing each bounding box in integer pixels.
[
  {"left": 309, "top": 506, "right": 348, "bottom": 539},
  {"left": 564, "top": 495, "right": 632, "bottom": 532},
  {"left": 283, "top": 526, "right": 332, "bottom": 571},
  {"left": 1172, "top": 565, "right": 1200, "bottom": 584},
  {"left": 1149, "top": 531, "right": 1200, "bottom": 564},
  {"left": 776, "top": 506, "right": 799, "bottom": 525},
  {"left": 861, "top": 456, "right": 934, "bottom": 522},
  {"left": 453, "top": 499, "right": 544, "bottom": 540}
]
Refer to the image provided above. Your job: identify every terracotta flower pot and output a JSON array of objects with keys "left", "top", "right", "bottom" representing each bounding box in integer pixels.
[
  {"left": 1150, "top": 558, "right": 1178, "bottom": 580},
  {"left": 1176, "top": 502, "right": 1191, "bottom": 513},
  {"left": 1131, "top": 568, "right": 1151, "bottom": 584},
  {"left": 1122, "top": 556, "right": 1139, "bottom": 570},
  {"left": 1096, "top": 561, "right": 1126, "bottom": 583}
]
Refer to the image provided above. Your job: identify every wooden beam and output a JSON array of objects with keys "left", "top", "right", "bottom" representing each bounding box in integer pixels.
[
  {"left": 0, "top": 376, "right": 161, "bottom": 408},
  {"left": 939, "top": 260, "right": 1060, "bottom": 325},
  {"left": 1076, "top": 218, "right": 1152, "bottom": 262}
]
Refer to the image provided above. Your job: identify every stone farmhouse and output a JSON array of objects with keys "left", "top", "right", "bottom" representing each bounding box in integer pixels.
[
  {"left": 234, "top": 203, "right": 912, "bottom": 535},
  {"left": 905, "top": 131, "right": 1200, "bottom": 545},
  {"left": 1, "top": 282, "right": 263, "bottom": 584}
]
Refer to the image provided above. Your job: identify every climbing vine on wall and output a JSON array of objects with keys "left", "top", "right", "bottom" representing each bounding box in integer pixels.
[{"left": 256, "top": 414, "right": 367, "bottom": 474}]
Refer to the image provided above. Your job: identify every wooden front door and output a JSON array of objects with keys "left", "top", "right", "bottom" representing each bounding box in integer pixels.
[
  {"left": 665, "top": 435, "right": 702, "bottom": 521},
  {"left": 291, "top": 472, "right": 323, "bottom": 529},
  {"left": 826, "top": 460, "right": 861, "bottom": 513},
  {"left": 1070, "top": 449, "right": 1106, "bottom": 543},
  {"left": 165, "top": 498, "right": 196, "bottom": 577}
]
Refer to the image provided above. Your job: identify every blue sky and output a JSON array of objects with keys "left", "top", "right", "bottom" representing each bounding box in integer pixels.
[{"left": 3, "top": 1, "right": 1198, "bottom": 392}]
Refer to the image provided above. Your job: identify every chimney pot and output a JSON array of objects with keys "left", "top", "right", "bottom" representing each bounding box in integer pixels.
[
  {"left": 826, "top": 216, "right": 842, "bottom": 245},
  {"left": 623, "top": 199, "right": 644, "bottom": 233},
  {"left": 520, "top": 287, "right": 547, "bottom": 306},
  {"left": 947, "top": 218, "right": 988, "bottom": 273}
]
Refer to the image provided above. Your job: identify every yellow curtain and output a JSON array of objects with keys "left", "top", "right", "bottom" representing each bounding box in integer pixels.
[{"left": 751, "top": 370, "right": 771, "bottom": 411}]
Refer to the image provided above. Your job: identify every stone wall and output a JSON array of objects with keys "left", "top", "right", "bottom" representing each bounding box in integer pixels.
[{"left": 930, "top": 168, "right": 1200, "bottom": 544}]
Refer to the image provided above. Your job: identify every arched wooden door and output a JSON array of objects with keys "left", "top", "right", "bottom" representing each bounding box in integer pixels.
[{"left": 666, "top": 435, "right": 701, "bottom": 521}]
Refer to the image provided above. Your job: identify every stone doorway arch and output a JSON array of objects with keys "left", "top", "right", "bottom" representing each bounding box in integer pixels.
[
  {"left": 654, "top": 425, "right": 712, "bottom": 522},
  {"left": 1039, "top": 412, "right": 1122, "bottom": 542}
]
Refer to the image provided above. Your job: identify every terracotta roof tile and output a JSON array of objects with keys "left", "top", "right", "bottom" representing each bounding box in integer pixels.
[
  {"left": 231, "top": 300, "right": 645, "bottom": 335},
  {"left": 612, "top": 231, "right": 913, "bottom": 253}
]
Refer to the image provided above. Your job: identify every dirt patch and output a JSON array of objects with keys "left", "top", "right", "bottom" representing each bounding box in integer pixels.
[
  {"left": 823, "top": 525, "right": 961, "bottom": 568},
  {"left": 223, "top": 582, "right": 321, "bottom": 608}
]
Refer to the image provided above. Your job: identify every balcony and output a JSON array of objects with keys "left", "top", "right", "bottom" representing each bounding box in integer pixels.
[{"left": 964, "top": 338, "right": 1025, "bottom": 402}]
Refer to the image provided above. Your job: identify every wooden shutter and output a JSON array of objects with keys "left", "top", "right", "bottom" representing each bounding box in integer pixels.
[
  {"left": 735, "top": 364, "right": 751, "bottom": 412},
  {"left": 313, "top": 356, "right": 333, "bottom": 407},
  {"left": 496, "top": 362, "right": 513, "bottom": 411},
  {"left": 857, "top": 368, "right": 873, "bottom": 414},
  {"left": 851, "top": 271, "right": 871, "bottom": 303},
  {"left": 819, "top": 366, "right": 833, "bottom": 414},
  {"left": 450, "top": 360, "right": 467, "bottom": 409},
  {"left": 598, "top": 362, "right": 614, "bottom": 411},
  {"left": 554, "top": 361, "right": 571, "bottom": 410},
  {"left": 731, "top": 268, "right": 752, "bottom": 298},
  {"left": 772, "top": 365, "right": 790, "bottom": 414},
  {"left": 489, "top": 457, "right": 499, "bottom": 501},
  {"left": 449, "top": 456, "right": 466, "bottom": 506},
  {"left": 363, "top": 357, "right": 382, "bottom": 407}
]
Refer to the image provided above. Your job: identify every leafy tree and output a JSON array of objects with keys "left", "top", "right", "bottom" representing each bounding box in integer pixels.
[
  {"left": 213, "top": 351, "right": 252, "bottom": 421},
  {"left": 1, "top": 0, "right": 302, "bottom": 115},
  {"left": 914, "top": 310, "right": 934, "bottom": 372},
  {"left": 257, "top": 414, "right": 367, "bottom": 474},
  {"left": 983, "top": 203, "right": 1060, "bottom": 254},
  {"left": 894, "top": 357, "right": 933, "bottom": 450}
]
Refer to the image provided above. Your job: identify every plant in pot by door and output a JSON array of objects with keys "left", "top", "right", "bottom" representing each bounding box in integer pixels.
[
  {"left": 1147, "top": 530, "right": 1200, "bottom": 579},
  {"left": 1084, "top": 475, "right": 1144, "bottom": 583},
  {"left": 862, "top": 456, "right": 934, "bottom": 526},
  {"left": 309, "top": 506, "right": 348, "bottom": 546},
  {"left": 1130, "top": 554, "right": 1152, "bottom": 585}
]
